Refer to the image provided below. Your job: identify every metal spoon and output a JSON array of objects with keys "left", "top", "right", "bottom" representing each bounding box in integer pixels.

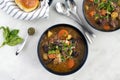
[
  {"left": 65, "top": 0, "right": 96, "bottom": 38},
  {"left": 16, "top": 27, "right": 35, "bottom": 55},
  {"left": 55, "top": 2, "right": 93, "bottom": 44},
  {"left": 0, "top": 0, "right": 4, "bottom": 4},
  {"left": 55, "top": 2, "right": 70, "bottom": 16}
]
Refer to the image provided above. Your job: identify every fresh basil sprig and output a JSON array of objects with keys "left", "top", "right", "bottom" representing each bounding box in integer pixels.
[{"left": 0, "top": 26, "right": 23, "bottom": 47}]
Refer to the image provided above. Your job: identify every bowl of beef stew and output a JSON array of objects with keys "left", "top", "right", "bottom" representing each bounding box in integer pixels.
[
  {"left": 83, "top": 0, "right": 120, "bottom": 31},
  {"left": 37, "top": 24, "right": 88, "bottom": 75}
]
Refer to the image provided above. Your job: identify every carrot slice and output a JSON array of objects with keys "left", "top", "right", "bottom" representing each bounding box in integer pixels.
[
  {"left": 48, "top": 54, "right": 56, "bottom": 59},
  {"left": 89, "top": 0, "right": 94, "bottom": 2},
  {"left": 100, "top": 9, "right": 107, "bottom": 16},
  {"left": 67, "top": 58, "right": 75, "bottom": 69},
  {"left": 58, "top": 29, "right": 68, "bottom": 39},
  {"left": 89, "top": 10, "right": 95, "bottom": 17},
  {"left": 103, "top": 25, "right": 110, "bottom": 30}
]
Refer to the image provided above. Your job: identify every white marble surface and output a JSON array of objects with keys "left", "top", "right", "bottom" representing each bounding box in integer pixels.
[{"left": 0, "top": 0, "right": 120, "bottom": 80}]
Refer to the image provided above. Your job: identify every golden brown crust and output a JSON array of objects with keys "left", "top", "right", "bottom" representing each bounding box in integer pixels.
[{"left": 15, "top": 0, "right": 40, "bottom": 12}]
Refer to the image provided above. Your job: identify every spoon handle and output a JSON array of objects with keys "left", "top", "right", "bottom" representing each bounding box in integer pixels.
[
  {"left": 77, "top": 12, "right": 96, "bottom": 37},
  {"left": 0, "top": 0, "right": 4, "bottom": 4},
  {"left": 65, "top": 0, "right": 95, "bottom": 38},
  {"left": 16, "top": 35, "right": 29, "bottom": 55},
  {"left": 69, "top": 11, "right": 93, "bottom": 44},
  {"left": 71, "top": 11, "right": 95, "bottom": 37}
]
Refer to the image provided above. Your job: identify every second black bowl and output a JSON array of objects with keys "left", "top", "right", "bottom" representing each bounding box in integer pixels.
[{"left": 83, "top": 0, "right": 120, "bottom": 32}]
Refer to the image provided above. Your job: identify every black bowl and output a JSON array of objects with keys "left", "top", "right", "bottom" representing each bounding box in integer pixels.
[
  {"left": 37, "top": 24, "right": 88, "bottom": 75},
  {"left": 82, "top": 0, "right": 120, "bottom": 32}
]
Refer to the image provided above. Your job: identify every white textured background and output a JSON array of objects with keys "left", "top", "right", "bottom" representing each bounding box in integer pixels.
[{"left": 0, "top": 0, "right": 120, "bottom": 80}]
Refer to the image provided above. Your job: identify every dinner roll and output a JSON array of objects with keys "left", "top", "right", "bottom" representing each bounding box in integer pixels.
[{"left": 15, "top": 0, "right": 40, "bottom": 12}]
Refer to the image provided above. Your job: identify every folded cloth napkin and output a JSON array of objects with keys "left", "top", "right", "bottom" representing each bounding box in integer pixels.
[{"left": 0, "top": 0, "right": 50, "bottom": 20}]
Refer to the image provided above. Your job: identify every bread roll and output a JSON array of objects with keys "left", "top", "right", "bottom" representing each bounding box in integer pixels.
[{"left": 15, "top": 0, "right": 40, "bottom": 12}]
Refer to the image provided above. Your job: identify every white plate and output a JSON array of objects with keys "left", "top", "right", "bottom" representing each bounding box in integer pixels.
[{"left": 0, "top": 0, "right": 50, "bottom": 20}]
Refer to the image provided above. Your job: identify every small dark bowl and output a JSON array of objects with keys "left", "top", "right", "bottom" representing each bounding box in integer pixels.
[
  {"left": 82, "top": 0, "right": 120, "bottom": 32},
  {"left": 37, "top": 24, "right": 88, "bottom": 75}
]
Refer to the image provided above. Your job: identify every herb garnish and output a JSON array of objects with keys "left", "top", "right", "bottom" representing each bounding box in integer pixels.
[{"left": 0, "top": 26, "right": 23, "bottom": 47}]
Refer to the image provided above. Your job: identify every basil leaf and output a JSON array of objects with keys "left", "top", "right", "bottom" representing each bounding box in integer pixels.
[
  {"left": 0, "top": 26, "right": 10, "bottom": 39},
  {"left": 107, "top": 4, "right": 114, "bottom": 12},
  {"left": 10, "top": 29, "right": 19, "bottom": 36},
  {"left": 98, "top": 2, "right": 105, "bottom": 9},
  {"left": 0, "top": 26, "right": 5, "bottom": 30},
  {"left": 7, "top": 36, "right": 23, "bottom": 46},
  {"left": 48, "top": 50, "right": 56, "bottom": 54},
  {"left": 94, "top": 0, "right": 99, "bottom": 3},
  {"left": 0, "top": 26, "right": 23, "bottom": 47},
  {"left": 0, "top": 41, "right": 7, "bottom": 48},
  {"left": 5, "top": 27, "right": 10, "bottom": 41}
]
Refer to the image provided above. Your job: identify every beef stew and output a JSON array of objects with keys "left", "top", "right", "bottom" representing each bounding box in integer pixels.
[
  {"left": 37, "top": 24, "right": 88, "bottom": 75},
  {"left": 83, "top": 0, "right": 120, "bottom": 31}
]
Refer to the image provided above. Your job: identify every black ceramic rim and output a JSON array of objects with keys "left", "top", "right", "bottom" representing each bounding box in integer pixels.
[
  {"left": 37, "top": 24, "right": 88, "bottom": 75},
  {"left": 48, "top": 0, "right": 52, "bottom": 6},
  {"left": 82, "top": 0, "right": 120, "bottom": 32}
]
